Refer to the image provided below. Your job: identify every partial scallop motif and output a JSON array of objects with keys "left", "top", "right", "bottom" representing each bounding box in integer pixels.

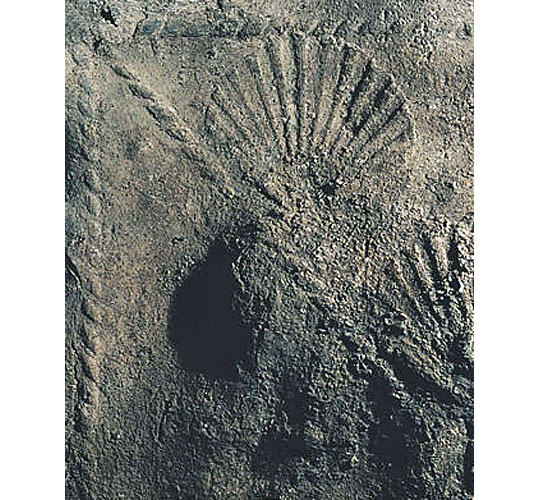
[
  {"left": 376, "top": 220, "right": 473, "bottom": 403},
  {"left": 373, "top": 221, "right": 473, "bottom": 497}
]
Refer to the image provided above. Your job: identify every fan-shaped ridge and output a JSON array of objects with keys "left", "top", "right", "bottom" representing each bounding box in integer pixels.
[
  {"left": 376, "top": 221, "right": 473, "bottom": 401},
  {"left": 111, "top": 24, "right": 414, "bottom": 207},
  {"left": 197, "top": 28, "right": 414, "bottom": 189}
]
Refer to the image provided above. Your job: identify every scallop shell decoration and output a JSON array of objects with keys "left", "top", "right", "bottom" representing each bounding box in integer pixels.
[
  {"left": 201, "top": 28, "right": 413, "bottom": 198},
  {"left": 115, "top": 25, "right": 414, "bottom": 206},
  {"left": 376, "top": 220, "right": 474, "bottom": 405}
]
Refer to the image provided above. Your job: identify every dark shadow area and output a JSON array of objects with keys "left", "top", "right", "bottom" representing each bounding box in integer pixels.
[
  {"left": 252, "top": 386, "right": 327, "bottom": 477},
  {"left": 258, "top": 430, "right": 307, "bottom": 464},
  {"left": 168, "top": 241, "right": 252, "bottom": 380},
  {"left": 367, "top": 374, "right": 419, "bottom": 499},
  {"left": 252, "top": 428, "right": 307, "bottom": 478}
]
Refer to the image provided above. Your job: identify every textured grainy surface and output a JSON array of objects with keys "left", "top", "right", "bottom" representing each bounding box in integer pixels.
[{"left": 65, "top": 0, "right": 473, "bottom": 498}]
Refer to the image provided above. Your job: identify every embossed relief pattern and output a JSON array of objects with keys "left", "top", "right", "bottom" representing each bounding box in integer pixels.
[{"left": 66, "top": 3, "right": 472, "bottom": 499}]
